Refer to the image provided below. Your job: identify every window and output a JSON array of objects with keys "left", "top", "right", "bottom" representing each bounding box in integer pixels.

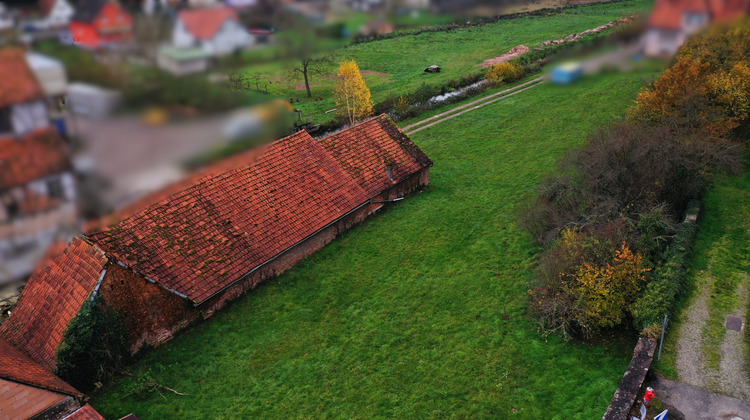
[
  {"left": 47, "top": 177, "right": 66, "bottom": 200},
  {"left": 0, "top": 107, "right": 12, "bottom": 133}
]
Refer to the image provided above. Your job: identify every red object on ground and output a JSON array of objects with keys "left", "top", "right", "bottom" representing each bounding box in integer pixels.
[{"left": 644, "top": 387, "right": 655, "bottom": 405}]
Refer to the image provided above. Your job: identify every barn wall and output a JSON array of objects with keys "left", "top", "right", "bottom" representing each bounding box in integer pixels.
[{"left": 99, "top": 264, "right": 200, "bottom": 354}]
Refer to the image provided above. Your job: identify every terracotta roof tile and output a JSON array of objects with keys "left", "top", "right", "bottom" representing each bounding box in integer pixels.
[
  {"left": 0, "top": 128, "right": 73, "bottom": 190},
  {"left": 87, "top": 116, "right": 430, "bottom": 304},
  {"left": 0, "top": 238, "right": 108, "bottom": 371},
  {"left": 0, "top": 48, "right": 44, "bottom": 108},
  {"left": 319, "top": 115, "right": 433, "bottom": 196},
  {"left": 648, "top": 0, "right": 750, "bottom": 29},
  {"left": 178, "top": 7, "right": 239, "bottom": 40},
  {"left": 0, "top": 338, "right": 80, "bottom": 396},
  {"left": 64, "top": 404, "right": 106, "bottom": 420}
]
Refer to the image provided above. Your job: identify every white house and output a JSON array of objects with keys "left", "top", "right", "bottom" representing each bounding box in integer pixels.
[
  {"left": 643, "top": 0, "right": 750, "bottom": 57},
  {"left": 38, "top": 0, "right": 74, "bottom": 29},
  {"left": 0, "top": 2, "right": 14, "bottom": 32},
  {"left": 172, "top": 7, "right": 252, "bottom": 56}
]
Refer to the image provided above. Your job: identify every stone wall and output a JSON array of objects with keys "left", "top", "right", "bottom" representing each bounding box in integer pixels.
[{"left": 602, "top": 336, "right": 657, "bottom": 420}]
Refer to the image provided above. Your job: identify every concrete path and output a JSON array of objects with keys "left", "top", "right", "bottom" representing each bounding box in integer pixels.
[
  {"left": 402, "top": 77, "right": 544, "bottom": 135},
  {"left": 651, "top": 375, "right": 750, "bottom": 420}
]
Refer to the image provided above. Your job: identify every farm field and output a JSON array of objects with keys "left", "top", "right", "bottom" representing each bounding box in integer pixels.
[
  {"left": 92, "top": 66, "right": 661, "bottom": 419},
  {"left": 236, "top": 0, "right": 652, "bottom": 125}
]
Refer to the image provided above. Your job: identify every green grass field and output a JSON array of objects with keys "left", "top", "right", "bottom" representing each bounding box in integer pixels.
[
  {"left": 237, "top": 0, "right": 651, "bottom": 125},
  {"left": 92, "top": 67, "right": 659, "bottom": 419},
  {"left": 653, "top": 169, "right": 750, "bottom": 378}
]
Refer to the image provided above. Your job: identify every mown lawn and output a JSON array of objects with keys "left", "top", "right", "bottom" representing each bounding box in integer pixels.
[
  {"left": 92, "top": 69, "right": 658, "bottom": 419},
  {"left": 237, "top": 0, "right": 652, "bottom": 125},
  {"left": 654, "top": 169, "right": 750, "bottom": 378}
]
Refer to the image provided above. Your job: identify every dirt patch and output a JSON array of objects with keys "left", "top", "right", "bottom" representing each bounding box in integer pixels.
[
  {"left": 676, "top": 273, "right": 713, "bottom": 388},
  {"left": 269, "top": 77, "right": 285, "bottom": 83},
  {"left": 718, "top": 278, "right": 750, "bottom": 400},
  {"left": 540, "top": 16, "right": 635, "bottom": 47},
  {"left": 481, "top": 45, "right": 531, "bottom": 68},
  {"left": 295, "top": 83, "right": 321, "bottom": 91}
]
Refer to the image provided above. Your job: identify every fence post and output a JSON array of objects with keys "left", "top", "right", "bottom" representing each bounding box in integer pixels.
[{"left": 658, "top": 314, "right": 667, "bottom": 362}]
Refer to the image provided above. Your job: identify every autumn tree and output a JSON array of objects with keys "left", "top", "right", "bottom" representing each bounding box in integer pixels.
[{"left": 335, "top": 60, "right": 374, "bottom": 126}]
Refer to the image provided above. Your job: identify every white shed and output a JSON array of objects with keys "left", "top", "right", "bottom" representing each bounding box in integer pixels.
[
  {"left": 25, "top": 52, "right": 68, "bottom": 97},
  {"left": 66, "top": 83, "right": 121, "bottom": 118}
]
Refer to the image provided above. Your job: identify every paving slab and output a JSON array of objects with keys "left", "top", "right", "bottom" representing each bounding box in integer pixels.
[{"left": 650, "top": 375, "right": 750, "bottom": 420}]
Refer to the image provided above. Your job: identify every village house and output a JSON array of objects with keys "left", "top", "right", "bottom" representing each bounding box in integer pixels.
[
  {"left": 643, "top": 0, "right": 750, "bottom": 57},
  {"left": 0, "top": 2, "right": 13, "bottom": 32},
  {"left": 171, "top": 7, "right": 252, "bottom": 56},
  {"left": 0, "top": 48, "right": 77, "bottom": 285},
  {"left": 37, "top": 0, "right": 75, "bottom": 30},
  {"left": 1, "top": 115, "right": 431, "bottom": 366},
  {"left": 0, "top": 338, "right": 107, "bottom": 419},
  {"left": 70, "top": 0, "right": 133, "bottom": 49}
]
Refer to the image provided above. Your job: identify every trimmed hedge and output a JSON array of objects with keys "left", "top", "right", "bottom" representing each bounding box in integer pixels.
[{"left": 631, "top": 201, "right": 701, "bottom": 331}]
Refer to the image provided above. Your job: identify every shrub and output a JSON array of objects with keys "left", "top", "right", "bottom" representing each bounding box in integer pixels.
[
  {"left": 531, "top": 228, "right": 648, "bottom": 339},
  {"left": 486, "top": 62, "right": 524, "bottom": 86},
  {"left": 631, "top": 208, "right": 700, "bottom": 330},
  {"left": 56, "top": 296, "right": 129, "bottom": 392}
]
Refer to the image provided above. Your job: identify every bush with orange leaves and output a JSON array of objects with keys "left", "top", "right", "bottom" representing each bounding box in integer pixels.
[
  {"left": 530, "top": 228, "right": 649, "bottom": 339},
  {"left": 629, "top": 22, "right": 750, "bottom": 139}
]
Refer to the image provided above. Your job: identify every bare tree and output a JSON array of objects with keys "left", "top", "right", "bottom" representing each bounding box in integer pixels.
[{"left": 286, "top": 56, "right": 332, "bottom": 98}]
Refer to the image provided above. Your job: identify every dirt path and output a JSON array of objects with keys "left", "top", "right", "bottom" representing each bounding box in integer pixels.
[
  {"left": 675, "top": 267, "right": 750, "bottom": 400},
  {"left": 718, "top": 280, "right": 750, "bottom": 400},
  {"left": 402, "top": 77, "right": 544, "bottom": 135},
  {"left": 676, "top": 274, "right": 714, "bottom": 388}
]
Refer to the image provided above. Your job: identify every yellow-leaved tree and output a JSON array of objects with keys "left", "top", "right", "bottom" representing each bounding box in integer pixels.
[{"left": 335, "top": 60, "right": 374, "bottom": 126}]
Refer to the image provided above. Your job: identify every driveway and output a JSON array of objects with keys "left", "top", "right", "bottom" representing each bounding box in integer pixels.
[{"left": 650, "top": 375, "right": 750, "bottom": 420}]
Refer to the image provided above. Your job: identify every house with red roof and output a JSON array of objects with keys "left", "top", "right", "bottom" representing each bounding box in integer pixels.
[
  {"left": 2, "top": 115, "right": 431, "bottom": 361},
  {"left": 643, "top": 0, "right": 750, "bottom": 56},
  {"left": 0, "top": 337, "right": 107, "bottom": 419},
  {"left": 0, "top": 48, "right": 78, "bottom": 285},
  {"left": 70, "top": 0, "right": 133, "bottom": 49},
  {"left": 172, "top": 6, "right": 252, "bottom": 55}
]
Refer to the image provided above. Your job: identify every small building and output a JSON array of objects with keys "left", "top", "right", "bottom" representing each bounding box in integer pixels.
[
  {"left": 643, "top": 0, "right": 750, "bottom": 57},
  {"left": 0, "top": 49, "right": 78, "bottom": 284},
  {"left": 0, "top": 2, "right": 13, "bottom": 32},
  {"left": 25, "top": 52, "right": 68, "bottom": 98},
  {"left": 172, "top": 7, "right": 252, "bottom": 56},
  {"left": 66, "top": 82, "right": 121, "bottom": 118},
  {"left": 70, "top": 0, "right": 133, "bottom": 49},
  {"left": 2, "top": 115, "right": 432, "bottom": 359},
  {"left": 156, "top": 45, "right": 212, "bottom": 75},
  {"left": 38, "top": 0, "right": 75, "bottom": 29},
  {"left": 0, "top": 338, "right": 88, "bottom": 419}
]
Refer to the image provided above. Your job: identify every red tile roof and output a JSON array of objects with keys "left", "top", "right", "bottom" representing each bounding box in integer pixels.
[
  {"left": 0, "top": 128, "right": 73, "bottom": 190},
  {"left": 0, "top": 338, "right": 80, "bottom": 396},
  {"left": 64, "top": 404, "right": 106, "bottom": 420},
  {"left": 0, "top": 237, "right": 108, "bottom": 371},
  {"left": 178, "top": 7, "right": 239, "bottom": 40},
  {"left": 648, "top": 0, "right": 750, "bottom": 29},
  {"left": 87, "top": 116, "right": 431, "bottom": 304},
  {"left": 319, "top": 115, "right": 433, "bottom": 197},
  {"left": 0, "top": 48, "right": 44, "bottom": 108}
]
